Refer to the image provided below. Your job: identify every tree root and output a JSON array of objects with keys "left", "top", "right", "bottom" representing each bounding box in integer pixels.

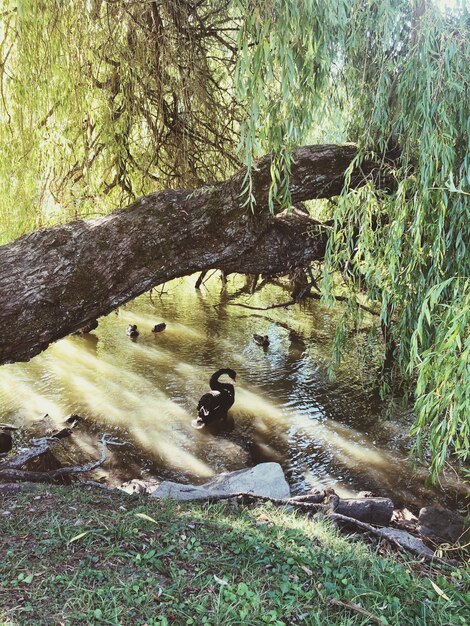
[{"left": 193, "top": 491, "right": 457, "bottom": 567}]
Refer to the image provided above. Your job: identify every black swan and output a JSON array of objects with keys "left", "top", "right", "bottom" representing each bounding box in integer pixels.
[
  {"left": 253, "top": 334, "right": 270, "bottom": 347},
  {"left": 152, "top": 323, "right": 166, "bottom": 332},
  {"left": 194, "top": 368, "right": 236, "bottom": 428},
  {"left": 126, "top": 324, "right": 139, "bottom": 337}
]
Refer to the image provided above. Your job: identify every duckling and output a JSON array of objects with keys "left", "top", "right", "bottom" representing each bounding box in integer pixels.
[
  {"left": 126, "top": 324, "right": 139, "bottom": 337},
  {"left": 152, "top": 323, "right": 166, "bottom": 333},
  {"left": 253, "top": 334, "right": 270, "bottom": 348}
]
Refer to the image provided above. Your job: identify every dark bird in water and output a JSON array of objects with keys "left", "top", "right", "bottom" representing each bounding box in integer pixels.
[
  {"left": 126, "top": 324, "right": 139, "bottom": 337},
  {"left": 195, "top": 368, "right": 236, "bottom": 428},
  {"left": 152, "top": 323, "right": 167, "bottom": 333},
  {"left": 253, "top": 334, "right": 270, "bottom": 348}
]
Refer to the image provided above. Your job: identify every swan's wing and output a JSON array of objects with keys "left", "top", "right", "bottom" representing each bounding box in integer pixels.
[{"left": 197, "top": 390, "right": 221, "bottom": 416}]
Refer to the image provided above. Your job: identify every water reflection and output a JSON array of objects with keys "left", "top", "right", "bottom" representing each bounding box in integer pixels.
[{"left": 0, "top": 275, "right": 467, "bottom": 508}]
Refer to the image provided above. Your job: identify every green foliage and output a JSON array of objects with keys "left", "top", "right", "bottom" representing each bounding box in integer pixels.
[
  {"left": 0, "top": 0, "right": 242, "bottom": 242},
  {"left": 410, "top": 278, "right": 470, "bottom": 476},
  {"left": 236, "top": 0, "right": 469, "bottom": 477},
  {"left": 235, "top": 0, "right": 349, "bottom": 210},
  {"left": 328, "top": 0, "right": 470, "bottom": 477}
]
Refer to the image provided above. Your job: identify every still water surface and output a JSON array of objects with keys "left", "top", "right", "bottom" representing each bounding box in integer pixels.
[{"left": 0, "top": 276, "right": 467, "bottom": 508}]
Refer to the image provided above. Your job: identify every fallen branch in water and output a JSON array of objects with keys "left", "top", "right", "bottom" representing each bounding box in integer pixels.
[
  {"left": 225, "top": 293, "right": 379, "bottom": 315},
  {"left": 0, "top": 434, "right": 122, "bottom": 483}
]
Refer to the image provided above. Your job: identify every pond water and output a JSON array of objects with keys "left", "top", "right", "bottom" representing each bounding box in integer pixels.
[{"left": 0, "top": 275, "right": 467, "bottom": 509}]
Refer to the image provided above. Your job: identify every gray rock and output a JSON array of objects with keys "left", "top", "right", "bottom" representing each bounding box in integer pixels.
[
  {"left": 150, "top": 462, "right": 290, "bottom": 501},
  {"left": 418, "top": 506, "right": 469, "bottom": 544},
  {"left": 0, "top": 430, "right": 12, "bottom": 453}
]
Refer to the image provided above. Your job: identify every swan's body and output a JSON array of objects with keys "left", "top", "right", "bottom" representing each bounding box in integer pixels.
[{"left": 195, "top": 368, "right": 236, "bottom": 427}]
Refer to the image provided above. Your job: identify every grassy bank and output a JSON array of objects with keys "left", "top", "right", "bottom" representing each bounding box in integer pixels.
[{"left": 0, "top": 486, "right": 468, "bottom": 626}]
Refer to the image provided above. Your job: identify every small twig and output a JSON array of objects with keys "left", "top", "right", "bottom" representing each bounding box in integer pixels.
[
  {"left": 202, "top": 269, "right": 218, "bottom": 286},
  {"left": 78, "top": 481, "right": 123, "bottom": 493},
  {"left": 195, "top": 270, "right": 208, "bottom": 289},
  {"left": 188, "top": 491, "right": 328, "bottom": 513},
  {"left": 328, "top": 598, "right": 382, "bottom": 625}
]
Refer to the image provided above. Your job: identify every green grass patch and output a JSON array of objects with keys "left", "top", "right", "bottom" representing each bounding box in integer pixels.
[{"left": 0, "top": 486, "right": 468, "bottom": 625}]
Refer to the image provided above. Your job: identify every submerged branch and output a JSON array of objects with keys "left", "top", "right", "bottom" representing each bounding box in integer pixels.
[
  {"left": 225, "top": 292, "right": 379, "bottom": 315},
  {"left": 0, "top": 435, "right": 119, "bottom": 483}
]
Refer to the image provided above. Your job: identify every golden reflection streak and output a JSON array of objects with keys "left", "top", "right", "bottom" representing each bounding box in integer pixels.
[
  {"left": 0, "top": 368, "right": 66, "bottom": 424},
  {"left": 48, "top": 340, "right": 215, "bottom": 476}
]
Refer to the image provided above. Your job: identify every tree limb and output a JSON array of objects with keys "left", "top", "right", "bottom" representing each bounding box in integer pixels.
[
  {"left": 0, "top": 144, "right": 386, "bottom": 365},
  {"left": 0, "top": 435, "right": 116, "bottom": 483}
]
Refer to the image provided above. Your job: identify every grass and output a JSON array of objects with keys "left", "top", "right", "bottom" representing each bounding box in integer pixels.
[{"left": 0, "top": 486, "right": 469, "bottom": 625}]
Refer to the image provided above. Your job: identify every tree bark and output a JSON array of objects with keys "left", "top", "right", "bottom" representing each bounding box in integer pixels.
[{"left": 0, "top": 144, "right": 376, "bottom": 365}]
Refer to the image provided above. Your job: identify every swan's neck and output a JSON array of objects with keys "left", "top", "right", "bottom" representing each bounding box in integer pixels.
[{"left": 209, "top": 370, "right": 232, "bottom": 392}]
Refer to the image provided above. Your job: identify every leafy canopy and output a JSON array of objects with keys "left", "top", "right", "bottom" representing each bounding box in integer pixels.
[{"left": 0, "top": 0, "right": 468, "bottom": 477}]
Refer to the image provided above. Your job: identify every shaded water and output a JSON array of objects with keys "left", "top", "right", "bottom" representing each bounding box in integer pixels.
[{"left": 0, "top": 275, "right": 467, "bottom": 509}]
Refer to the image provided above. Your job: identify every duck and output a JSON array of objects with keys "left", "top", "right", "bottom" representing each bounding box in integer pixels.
[
  {"left": 152, "top": 323, "right": 167, "bottom": 333},
  {"left": 253, "top": 334, "right": 270, "bottom": 348},
  {"left": 126, "top": 324, "right": 139, "bottom": 337},
  {"left": 194, "top": 368, "right": 236, "bottom": 428}
]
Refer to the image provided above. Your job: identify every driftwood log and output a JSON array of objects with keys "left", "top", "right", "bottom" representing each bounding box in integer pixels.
[{"left": 0, "top": 144, "right": 391, "bottom": 366}]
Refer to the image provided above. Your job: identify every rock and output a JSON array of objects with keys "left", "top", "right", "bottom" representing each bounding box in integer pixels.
[
  {"left": 0, "top": 430, "right": 12, "bottom": 453},
  {"left": 418, "top": 506, "right": 469, "bottom": 544},
  {"left": 379, "top": 528, "right": 436, "bottom": 558},
  {"left": 120, "top": 478, "right": 160, "bottom": 494},
  {"left": 150, "top": 462, "right": 290, "bottom": 501},
  {"left": 336, "top": 497, "right": 394, "bottom": 526}
]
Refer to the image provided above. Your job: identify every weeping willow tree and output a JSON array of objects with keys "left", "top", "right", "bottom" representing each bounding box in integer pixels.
[
  {"left": 0, "top": 0, "right": 468, "bottom": 478},
  {"left": 0, "top": 0, "right": 243, "bottom": 239}
]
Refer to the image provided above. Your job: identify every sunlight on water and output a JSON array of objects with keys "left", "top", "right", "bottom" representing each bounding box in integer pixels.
[{"left": 0, "top": 274, "right": 467, "bottom": 507}]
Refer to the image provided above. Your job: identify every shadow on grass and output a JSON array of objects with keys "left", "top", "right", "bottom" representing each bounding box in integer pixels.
[{"left": 0, "top": 486, "right": 469, "bottom": 626}]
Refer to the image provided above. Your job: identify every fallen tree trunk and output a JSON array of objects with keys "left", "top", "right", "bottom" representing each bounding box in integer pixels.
[{"left": 0, "top": 144, "right": 380, "bottom": 365}]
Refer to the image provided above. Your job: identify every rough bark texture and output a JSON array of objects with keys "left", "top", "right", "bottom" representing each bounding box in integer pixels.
[{"left": 0, "top": 144, "right": 374, "bottom": 365}]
